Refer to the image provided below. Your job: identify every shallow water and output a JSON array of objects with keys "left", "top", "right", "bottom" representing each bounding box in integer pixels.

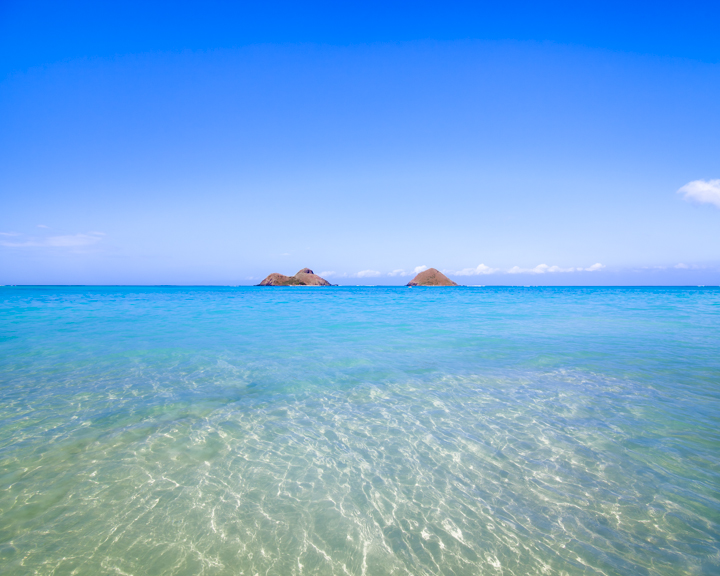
[{"left": 0, "top": 286, "right": 718, "bottom": 575}]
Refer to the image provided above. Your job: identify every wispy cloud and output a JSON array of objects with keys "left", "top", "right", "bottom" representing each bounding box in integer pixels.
[
  {"left": 678, "top": 179, "right": 720, "bottom": 208},
  {"left": 47, "top": 232, "right": 105, "bottom": 247},
  {"left": 0, "top": 231, "right": 105, "bottom": 248},
  {"left": 387, "top": 267, "right": 427, "bottom": 277},
  {"left": 0, "top": 232, "right": 21, "bottom": 236},
  {"left": 355, "top": 270, "right": 381, "bottom": 278},
  {"left": 507, "top": 263, "right": 604, "bottom": 274},
  {"left": 672, "top": 263, "right": 710, "bottom": 270},
  {"left": 37, "top": 224, "right": 49, "bottom": 229},
  {"left": 319, "top": 271, "right": 347, "bottom": 278},
  {"left": 453, "top": 263, "right": 499, "bottom": 276}
]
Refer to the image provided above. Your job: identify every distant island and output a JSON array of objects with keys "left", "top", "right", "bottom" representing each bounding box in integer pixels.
[
  {"left": 257, "top": 266, "right": 459, "bottom": 286},
  {"left": 407, "top": 268, "right": 458, "bottom": 286},
  {"left": 258, "top": 268, "right": 332, "bottom": 286}
]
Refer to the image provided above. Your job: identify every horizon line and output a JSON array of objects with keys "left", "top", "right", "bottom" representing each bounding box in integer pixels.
[{"left": 2, "top": 285, "right": 718, "bottom": 289}]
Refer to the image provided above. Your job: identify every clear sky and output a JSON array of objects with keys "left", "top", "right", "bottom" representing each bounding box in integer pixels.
[{"left": 1, "top": 1, "right": 719, "bottom": 285}]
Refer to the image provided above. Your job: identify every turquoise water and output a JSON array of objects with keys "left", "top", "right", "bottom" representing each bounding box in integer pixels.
[{"left": 0, "top": 286, "right": 718, "bottom": 575}]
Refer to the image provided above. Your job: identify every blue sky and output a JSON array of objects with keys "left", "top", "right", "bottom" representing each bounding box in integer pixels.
[{"left": 1, "top": 1, "right": 719, "bottom": 285}]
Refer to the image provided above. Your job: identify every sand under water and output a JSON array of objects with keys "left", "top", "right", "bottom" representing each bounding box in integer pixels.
[{"left": 0, "top": 286, "right": 718, "bottom": 575}]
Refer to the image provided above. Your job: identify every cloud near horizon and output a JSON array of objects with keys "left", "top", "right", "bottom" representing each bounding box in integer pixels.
[
  {"left": 508, "top": 263, "right": 605, "bottom": 274},
  {"left": 447, "top": 263, "right": 605, "bottom": 275},
  {"left": 355, "top": 269, "right": 381, "bottom": 278},
  {"left": 677, "top": 179, "right": 720, "bottom": 208},
  {"left": 670, "top": 263, "right": 711, "bottom": 271},
  {"left": 333, "top": 263, "right": 608, "bottom": 278},
  {"left": 453, "top": 264, "right": 499, "bottom": 276},
  {"left": 386, "top": 266, "right": 427, "bottom": 277}
]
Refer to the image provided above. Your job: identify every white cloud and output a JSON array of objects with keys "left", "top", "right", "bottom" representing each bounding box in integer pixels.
[
  {"left": 387, "top": 266, "right": 426, "bottom": 277},
  {"left": 0, "top": 232, "right": 105, "bottom": 248},
  {"left": 454, "top": 263, "right": 499, "bottom": 276},
  {"left": 0, "top": 232, "right": 20, "bottom": 236},
  {"left": 678, "top": 179, "right": 720, "bottom": 208},
  {"left": 527, "top": 264, "right": 575, "bottom": 273},
  {"left": 507, "top": 263, "right": 604, "bottom": 274},
  {"left": 355, "top": 269, "right": 381, "bottom": 278},
  {"left": 674, "top": 263, "right": 689, "bottom": 269},
  {"left": 509, "top": 264, "right": 556, "bottom": 274},
  {"left": 37, "top": 224, "right": 49, "bottom": 229},
  {"left": 319, "top": 271, "right": 346, "bottom": 278}
]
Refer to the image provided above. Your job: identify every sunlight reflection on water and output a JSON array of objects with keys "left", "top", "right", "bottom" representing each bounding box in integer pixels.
[{"left": 1, "top": 286, "right": 718, "bottom": 575}]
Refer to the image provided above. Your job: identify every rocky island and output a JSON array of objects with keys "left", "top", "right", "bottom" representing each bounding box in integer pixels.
[
  {"left": 258, "top": 268, "right": 332, "bottom": 286},
  {"left": 407, "top": 268, "right": 458, "bottom": 286}
]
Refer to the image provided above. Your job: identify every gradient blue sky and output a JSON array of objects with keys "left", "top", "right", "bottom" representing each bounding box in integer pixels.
[{"left": 1, "top": 1, "right": 719, "bottom": 285}]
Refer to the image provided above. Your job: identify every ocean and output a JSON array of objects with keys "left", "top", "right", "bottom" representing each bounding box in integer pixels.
[{"left": 0, "top": 286, "right": 718, "bottom": 575}]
